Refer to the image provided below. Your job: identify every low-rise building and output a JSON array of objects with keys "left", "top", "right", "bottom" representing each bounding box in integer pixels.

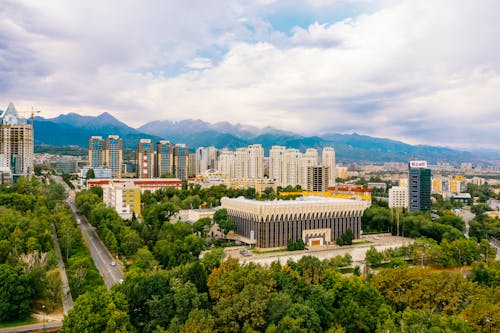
[
  {"left": 388, "top": 186, "right": 408, "bottom": 208},
  {"left": 87, "top": 178, "right": 182, "bottom": 192},
  {"left": 222, "top": 196, "right": 369, "bottom": 248}
]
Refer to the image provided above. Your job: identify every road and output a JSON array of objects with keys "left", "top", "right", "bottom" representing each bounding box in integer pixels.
[
  {"left": 52, "top": 176, "right": 124, "bottom": 288},
  {"left": 455, "top": 208, "right": 475, "bottom": 238},
  {"left": 0, "top": 322, "right": 62, "bottom": 332}
]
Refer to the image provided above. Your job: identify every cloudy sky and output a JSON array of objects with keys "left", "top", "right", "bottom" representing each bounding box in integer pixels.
[{"left": 1, "top": 0, "right": 499, "bottom": 150}]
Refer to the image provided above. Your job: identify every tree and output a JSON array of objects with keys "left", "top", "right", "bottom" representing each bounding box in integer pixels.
[
  {"left": 218, "top": 219, "right": 236, "bottom": 234},
  {"left": 62, "top": 287, "right": 135, "bottom": 333},
  {"left": 0, "top": 264, "right": 33, "bottom": 321},
  {"left": 86, "top": 168, "right": 95, "bottom": 179},
  {"left": 365, "top": 246, "right": 383, "bottom": 267}
]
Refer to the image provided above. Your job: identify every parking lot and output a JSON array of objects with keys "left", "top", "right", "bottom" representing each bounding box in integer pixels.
[{"left": 224, "top": 234, "right": 414, "bottom": 266}]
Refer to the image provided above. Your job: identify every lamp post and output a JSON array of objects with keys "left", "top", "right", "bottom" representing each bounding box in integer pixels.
[{"left": 42, "top": 304, "right": 46, "bottom": 332}]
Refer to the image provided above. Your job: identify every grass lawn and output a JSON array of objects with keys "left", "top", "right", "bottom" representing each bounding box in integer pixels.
[
  {"left": 352, "top": 240, "right": 372, "bottom": 245},
  {"left": 0, "top": 317, "right": 38, "bottom": 328}
]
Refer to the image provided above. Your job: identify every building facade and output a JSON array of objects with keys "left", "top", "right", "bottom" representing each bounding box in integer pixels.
[
  {"left": 388, "top": 186, "right": 408, "bottom": 208},
  {"left": 0, "top": 103, "right": 34, "bottom": 176},
  {"left": 322, "top": 147, "right": 336, "bottom": 187},
  {"left": 306, "top": 166, "right": 329, "bottom": 192},
  {"left": 174, "top": 144, "right": 189, "bottom": 180},
  {"left": 103, "top": 135, "right": 123, "bottom": 178},
  {"left": 137, "top": 139, "right": 155, "bottom": 178},
  {"left": 156, "top": 140, "right": 174, "bottom": 178},
  {"left": 408, "top": 160, "right": 431, "bottom": 212},
  {"left": 103, "top": 181, "right": 141, "bottom": 219},
  {"left": 222, "top": 196, "right": 368, "bottom": 248},
  {"left": 88, "top": 136, "right": 104, "bottom": 168}
]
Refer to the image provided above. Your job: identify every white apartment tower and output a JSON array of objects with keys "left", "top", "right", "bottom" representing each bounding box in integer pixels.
[
  {"left": 234, "top": 148, "right": 249, "bottom": 178},
  {"left": 322, "top": 147, "right": 336, "bottom": 187},
  {"left": 269, "top": 146, "right": 287, "bottom": 187},
  {"left": 218, "top": 149, "right": 235, "bottom": 179},
  {"left": 248, "top": 144, "right": 264, "bottom": 179},
  {"left": 195, "top": 146, "right": 218, "bottom": 175},
  {"left": 285, "top": 148, "right": 302, "bottom": 187}
]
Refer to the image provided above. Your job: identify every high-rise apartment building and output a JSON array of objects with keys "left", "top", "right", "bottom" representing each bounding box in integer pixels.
[
  {"left": 248, "top": 144, "right": 264, "bottom": 179},
  {"left": 408, "top": 160, "right": 431, "bottom": 212},
  {"left": 389, "top": 186, "right": 408, "bottom": 208},
  {"left": 301, "top": 148, "right": 318, "bottom": 188},
  {"left": 195, "top": 146, "right": 218, "bottom": 175},
  {"left": 218, "top": 149, "right": 235, "bottom": 179},
  {"left": 234, "top": 148, "right": 249, "bottom": 179},
  {"left": 104, "top": 135, "right": 123, "bottom": 178},
  {"left": 322, "top": 147, "right": 336, "bottom": 187},
  {"left": 0, "top": 103, "right": 33, "bottom": 176},
  {"left": 174, "top": 144, "right": 189, "bottom": 180},
  {"left": 285, "top": 148, "right": 302, "bottom": 187},
  {"left": 307, "top": 166, "right": 329, "bottom": 192},
  {"left": 156, "top": 140, "right": 174, "bottom": 178},
  {"left": 269, "top": 146, "right": 286, "bottom": 187},
  {"left": 137, "top": 139, "right": 155, "bottom": 178},
  {"left": 88, "top": 136, "right": 104, "bottom": 168}
]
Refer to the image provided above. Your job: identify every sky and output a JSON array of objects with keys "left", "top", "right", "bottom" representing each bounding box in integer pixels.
[{"left": 1, "top": 0, "right": 499, "bottom": 150}]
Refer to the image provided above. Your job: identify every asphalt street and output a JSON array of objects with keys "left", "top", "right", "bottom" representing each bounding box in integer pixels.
[{"left": 53, "top": 176, "right": 124, "bottom": 288}]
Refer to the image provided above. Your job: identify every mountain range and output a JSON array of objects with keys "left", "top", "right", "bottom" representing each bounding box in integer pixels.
[{"left": 32, "top": 112, "right": 498, "bottom": 164}]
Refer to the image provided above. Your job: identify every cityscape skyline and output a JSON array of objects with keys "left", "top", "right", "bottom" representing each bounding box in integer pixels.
[{"left": 2, "top": 1, "right": 500, "bottom": 150}]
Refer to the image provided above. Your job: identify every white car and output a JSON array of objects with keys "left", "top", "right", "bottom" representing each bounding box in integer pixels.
[{"left": 110, "top": 261, "right": 116, "bottom": 266}]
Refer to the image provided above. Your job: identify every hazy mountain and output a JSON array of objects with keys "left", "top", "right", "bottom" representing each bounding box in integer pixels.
[{"left": 33, "top": 113, "right": 496, "bottom": 164}]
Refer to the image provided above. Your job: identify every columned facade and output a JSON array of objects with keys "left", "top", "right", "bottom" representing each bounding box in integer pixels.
[{"left": 222, "top": 197, "right": 369, "bottom": 248}]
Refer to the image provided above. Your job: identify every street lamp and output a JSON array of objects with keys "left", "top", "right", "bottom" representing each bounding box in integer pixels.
[{"left": 42, "top": 304, "right": 46, "bottom": 332}]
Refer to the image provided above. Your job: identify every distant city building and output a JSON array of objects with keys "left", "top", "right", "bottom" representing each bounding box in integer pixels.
[
  {"left": 285, "top": 148, "right": 302, "bottom": 187},
  {"left": 156, "top": 140, "right": 174, "bottom": 177},
  {"left": 136, "top": 139, "right": 155, "bottom": 178},
  {"left": 367, "top": 182, "right": 387, "bottom": 190},
  {"left": 322, "top": 147, "right": 336, "bottom": 186},
  {"left": 269, "top": 146, "right": 287, "bottom": 187},
  {"left": 0, "top": 103, "right": 34, "bottom": 176},
  {"left": 0, "top": 167, "right": 13, "bottom": 184},
  {"left": 195, "top": 146, "right": 218, "bottom": 176},
  {"left": 248, "top": 144, "right": 264, "bottom": 179},
  {"left": 88, "top": 178, "right": 182, "bottom": 192},
  {"left": 188, "top": 153, "right": 196, "bottom": 178},
  {"left": 301, "top": 148, "right": 319, "bottom": 188},
  {"left": 408, "top": 160, "right": 431, "bottom": 212},
  {"left": 222, "top": 196, "right": 369, "bottom": 248},
  {"left": 388, "top": 186, "right": 408, "bottom": 209},
  {"left": 218, "top": 149, "right": 235, "bottom": 179},
  {"left": 222, "top": 178, "right": 277, "bottom": 194},
  {"left": 335, "top": 166, "right": 348, "bottom": 180},
  {"left": 174, "top": 144, "right": 189, "bottom": 180},
  {"left": 88, "top": 136, "right": 105, "bottom": 168},
  {"left": 56, "top": 160, "right": 77, "bottom": 174},
  {"left": 103, "top": 135, "right": 122, "bottom": 178},
  {"left": 306, "top": 166, "right": 329, "bottom": 192}
]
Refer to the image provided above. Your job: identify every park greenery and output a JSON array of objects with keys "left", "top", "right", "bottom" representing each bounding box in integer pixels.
[{"left": 0, "top": 177, "right": 102, "bottom": 323}]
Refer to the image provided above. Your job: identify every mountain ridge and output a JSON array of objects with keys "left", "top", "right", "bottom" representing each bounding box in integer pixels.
[{"left": 33, "top": 112, "right": 498, "bottom": 163}]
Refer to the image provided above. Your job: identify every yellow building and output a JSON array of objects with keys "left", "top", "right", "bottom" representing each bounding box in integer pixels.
[
  {"left": 432, "top": 177, "right": 442, "bottom": 192},
  {"left": 103, "top": 181, "right": 141, "bottom": 219}
]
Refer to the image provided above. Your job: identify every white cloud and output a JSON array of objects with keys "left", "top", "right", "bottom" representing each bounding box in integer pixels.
[{"left": 1, "top": 0, "right": 500, "bottom": 149}]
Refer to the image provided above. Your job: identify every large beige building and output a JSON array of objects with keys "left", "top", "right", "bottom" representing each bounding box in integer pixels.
[
  {"left": 137, "top": 139, "right": 155, "bottom": 178},
  {"left": 222, "top": 196, "right": 369, "bottom": 248},
  {"left": 0, "top": 103, "right": 34, "bottom": 176}
]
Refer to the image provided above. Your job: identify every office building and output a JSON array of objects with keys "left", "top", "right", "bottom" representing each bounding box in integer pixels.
[
  {"left": 306, "top": 166, "right": 329, "bottom": 192},
  {"left": 234, "top": 147, "right": 249, "bottom": 179},
  {"left": 408, "top": 160, "right": 431, "bottom": 212},
  {"left": 222, "top": 196, "right": 369, "bottom": 248},
  {"left": 156, "top": 140, "right": 174, "bottom": 178},
  {"left": 103, "top": 135, "right": 122, "bottom": 178},
  {"left": 0, "top": 103, "right": 34, "bottom": 176},
  {"left": 174, "top": 144, "right": 189, "bottom": 180},
  {"left": 322, "top": 147, "right": 336, "bottom": 186},
  {"left": 136, "top": 139, "right": 155, "bottom": 178},
  {"left": 388, "top": 186, "right": 408, "bottom": 209}
]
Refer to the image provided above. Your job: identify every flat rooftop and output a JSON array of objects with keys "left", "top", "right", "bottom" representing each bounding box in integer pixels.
[{"left": 223, "top": 196, "right": 364, "bottom": 206}]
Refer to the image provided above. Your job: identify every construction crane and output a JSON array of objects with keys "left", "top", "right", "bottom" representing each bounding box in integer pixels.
[{"left": 18, "top": 107, "right": 41, "bottom": 125}]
